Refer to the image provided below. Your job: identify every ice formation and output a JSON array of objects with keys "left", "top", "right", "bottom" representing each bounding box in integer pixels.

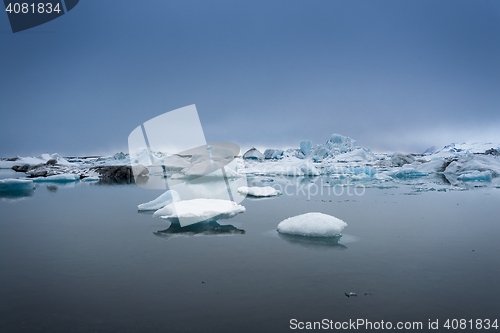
[
  {"left": 264, "top": 149, "right": 284, "bottom": 160},
  {"left": 153, "top": 198, "right": 245, "bottom": 222},
  {"left": 237, "top": 186, "right": 281, "bottom": 197},
  {"left": 137, "top": 190, "right": 181, "bottom": 211},
  {"left": 277, "top": 212, "right": 347, "bottom": 238},
  {"left": 243, "top": 148, "right": 264, "bottom": 161},
  {"left": 0, "top": 178, "right": 35, "bottom": 191},
  {"left": 31, "top": 174, "right": 81, "bottom": 182}
]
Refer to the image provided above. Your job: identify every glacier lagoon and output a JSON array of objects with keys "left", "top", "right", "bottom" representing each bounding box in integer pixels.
[{"left": 1, "top": 178, "right": 500, "bottom": 332}]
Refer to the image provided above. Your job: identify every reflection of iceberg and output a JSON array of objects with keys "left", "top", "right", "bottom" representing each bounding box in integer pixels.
[
  {"left": 154, "top": 219, "right": 245, "bottom": 238},
  {"left": 278, "top": 233, "right": 347, "bottom": 251}
]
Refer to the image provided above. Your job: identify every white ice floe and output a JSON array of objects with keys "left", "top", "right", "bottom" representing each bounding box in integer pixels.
[
  {"left": 153, "top": 199, "right": 245, "bottom": 224},
  {"left": 31, "top": 174, "right": 80, "bottom": 182},
  {"left": 138, "top": 190, "right": 181, "bottom": 211},
  {"left": 81, "top": 176, "right": 100, "bottom": 182},
  {"left": 237, "top": 186, "right": 281, "bottom": 197},
  {"left": 0, "top": 178, "right": 35, "bottom": 191},
  {"left": 277, "top": 212, "right": 347, "bottom": 237}
]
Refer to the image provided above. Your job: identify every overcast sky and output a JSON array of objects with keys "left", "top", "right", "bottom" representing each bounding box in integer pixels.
[{"left": 1, "top": 0, "right": 500, "bottom": 157}]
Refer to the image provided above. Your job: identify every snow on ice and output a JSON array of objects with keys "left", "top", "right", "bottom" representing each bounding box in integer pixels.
[{"left": 277, "top": 212, "right": 347, "bottom": 238}]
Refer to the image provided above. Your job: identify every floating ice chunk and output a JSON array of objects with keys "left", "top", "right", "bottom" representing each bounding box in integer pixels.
[
  {"left": 154, "top": 199, "right": 245, "bottom": 224},
  {"left": 237, "top": 186, "right": 281, "bottom": 197},
  {"left": 243, "top": 148, "right": 264, "bottom": 161},
  {"left": 457, "top": 171, "right": 492, "bottom": 182},
  {"left": 81, "top": 176, "right": 100, "bottom": 182},
  {"left": 277, "top": 212, "right": 347, "bottom": 238},
  {"left": 31, "top": 174, "right": 80, "bottom": 182},
  {"left": 138, "top": 190, "right": 181, "bottom": 211},
  {"left": 0, "top": 178, "right": 35, "bottom": 191}
]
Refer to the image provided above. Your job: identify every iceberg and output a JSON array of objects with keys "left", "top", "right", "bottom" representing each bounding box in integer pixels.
[
  {"left": 277, "top": 212, "right": 347, "bottom": 238},
  {"left": 243, "top": 148, "right": 264, "bottom": 161},
  {"left": 0, "top": 178, "right": 35, "bottom": 191},
  {"left": 31, "top": 174, "right": 81, "bottom": 182},
  {"left": 138, "top": 190, "right": 181, "bottom": 211},
  {"left": 263, "top": 149, "right": 284, "bottom": 160},
  {"left": 153, "top": 198, "right": 245, "bottom": 226},
  {"left": 237, "top": 186, "right": 281, "bottom": 197},
  {"left": 299, "top": 140, "right": 313, "bottom": 156}
]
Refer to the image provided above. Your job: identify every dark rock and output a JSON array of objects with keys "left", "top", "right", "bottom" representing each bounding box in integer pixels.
[
  {"left": 12, "top": 164, "right": 30, "bottom": 173},
  {"left": 46, "top": 159, "right": 57, "bottom": 165},
  {"left": 439, "top": 158, "right": 458, "bottom": 173},
  {"left": 6, "top": 157, "right": 20, "bottom": 162},
  {"left": 485, "top": 148, "right": 500, "bottom": 156},
  {"left": 390, "top": 153, "right": 415, "bottom": 167},
  {"left": 92, "top": 165, "right": 134, "bottom": 182},
  {"left": 28, "top": 169, "right": 48, "bottom": 177}
]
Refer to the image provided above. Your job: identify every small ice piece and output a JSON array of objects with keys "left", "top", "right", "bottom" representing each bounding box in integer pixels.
[
  {"left": 237, "top": 186, "right": 281, "bottom": 197},
  {"left": 0, "top": 178, "right": 35, "bottom": 191},
  {"left": 277, "top": 212, "right": 347, "bottom": 238},
  {"left": 345, "top": 292, "right": 357, "bottom": 297},
  {"left": 153, "top": 198, "right": 245, "bottom": 221},
  {"left": 31, "top": 174, "right": 80, "bottom": 182},
  {"left": 138, "top": 190, "right": 181, "bottom": 211}
]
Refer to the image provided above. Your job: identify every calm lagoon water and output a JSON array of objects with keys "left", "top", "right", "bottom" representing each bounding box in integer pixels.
[{"left": 1, "top": 178, "right": 499, "bottom": 332}]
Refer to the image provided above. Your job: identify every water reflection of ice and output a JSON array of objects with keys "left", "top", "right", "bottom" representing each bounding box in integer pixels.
[
  {"left": 278, "top": 233, "right": 348, "bottom": 251},
  {"left": 154, "top": 219, "right": 245, "bottom": 239}
]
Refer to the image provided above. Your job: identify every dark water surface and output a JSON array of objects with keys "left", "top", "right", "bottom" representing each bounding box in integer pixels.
[{"left": 1, "top": 181, "right": 499, "bottom": 332}]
